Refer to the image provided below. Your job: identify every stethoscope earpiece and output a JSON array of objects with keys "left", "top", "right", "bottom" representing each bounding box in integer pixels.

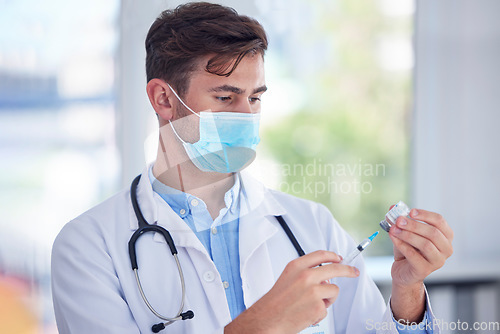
[
  {"left": 181, "top": 310, "right": 195, "bottom": 319},
  {"left": 151, "top": 323, "right": 165, "bottom": 333},
  {"left": 151, "top": 311, "right": 193, "bottom": 333}
]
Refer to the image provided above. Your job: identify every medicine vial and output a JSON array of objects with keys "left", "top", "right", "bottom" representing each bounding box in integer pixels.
[{"left": 379, "top": 201, "right": 410, "bottom": 232}]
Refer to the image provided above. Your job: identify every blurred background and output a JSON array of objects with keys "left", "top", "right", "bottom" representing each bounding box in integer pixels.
[{"left": 0, "top": 0, "right": 498, "bottom": 332}]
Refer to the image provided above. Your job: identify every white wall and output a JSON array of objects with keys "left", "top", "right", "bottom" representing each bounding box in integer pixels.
[
  {"left": 413, "top": 1, "right": 500, "bottom": 328},
  {"left": 413, "top": 0, "right": 500, "bottom": 268}
]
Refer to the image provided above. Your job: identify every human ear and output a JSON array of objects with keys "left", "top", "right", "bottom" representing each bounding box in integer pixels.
[{"left": 146, "top": 78, "right": 174, "bottom": 121}]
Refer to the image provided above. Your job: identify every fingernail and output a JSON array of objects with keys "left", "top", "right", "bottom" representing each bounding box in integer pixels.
[
  {"left": 399, "top": 218, "right": 407, "bottom": 226},
  {"left": 354, "top": 267, "right": 360, "bottom": 276},
  {"left": 393, "top": 227, "right": 402, "bottom": 234},
  {"left": 412, "top": 209, "right": 419, "bottom": 217}
]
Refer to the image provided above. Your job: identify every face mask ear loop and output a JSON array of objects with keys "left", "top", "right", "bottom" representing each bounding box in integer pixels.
[{"left": 166, "top": 83, "right": 201, "bottom": 118}]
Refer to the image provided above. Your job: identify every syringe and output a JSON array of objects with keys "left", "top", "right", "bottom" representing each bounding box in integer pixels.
[{"left": 341, "top": 231, "right": 379, "bottom": 264}]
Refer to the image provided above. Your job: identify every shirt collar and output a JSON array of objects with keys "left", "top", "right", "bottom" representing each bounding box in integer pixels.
[{"left": 148, "top": 166, "right": 190, "bottom": 218}]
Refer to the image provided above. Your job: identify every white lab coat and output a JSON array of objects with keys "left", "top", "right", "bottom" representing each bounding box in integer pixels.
[{"left": 51, "top": 167, "right": 437, "bottom": 334}]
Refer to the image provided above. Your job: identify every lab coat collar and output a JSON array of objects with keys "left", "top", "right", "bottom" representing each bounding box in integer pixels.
[{"left": 238, "top": 170, "right": 286, "bottom": 218}]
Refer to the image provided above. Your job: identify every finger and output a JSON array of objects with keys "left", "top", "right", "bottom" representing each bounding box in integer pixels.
[
  {"left": 395, "top": 216, "right": 452, "bottom": 256},
  {"left": 320, "top": 281, "right": 335, "bottom": 308},
  {"left": 313, "top": 262, "right": 360, "bottom": 282},
  {"left": 315, "top": 283, "right": 340, "bottom": 305},
  {"left": 409, "top": 209, "right": 453, "bottom": 240},
  {"left": 389, "top": 232, "right": 428, "bottom": 268},
  {"left": 290, "top": 250, "right": 342, "bottom": 270},
  {"left": 390, "top": 225, "right": 443, "bottom": 265}
]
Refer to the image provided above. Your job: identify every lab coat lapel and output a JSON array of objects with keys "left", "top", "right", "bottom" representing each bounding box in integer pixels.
[{"left": 238, "top": 171, "right": 287, "bottom": 306}]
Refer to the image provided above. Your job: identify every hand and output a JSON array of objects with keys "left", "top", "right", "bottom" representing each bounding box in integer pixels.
[
  {"left": 388, "top": 207, "right": 454, "bottom": 322},
  {"left": 389, "top": 208, "right": 453, "bottom": 286},
  {"left": 225, "top": 250, "right": 360, "bottom": 334}
]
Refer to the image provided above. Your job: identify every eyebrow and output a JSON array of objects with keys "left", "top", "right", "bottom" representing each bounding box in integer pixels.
[{"left": 208, "top": 84, "right": 268, "bottom": 95}]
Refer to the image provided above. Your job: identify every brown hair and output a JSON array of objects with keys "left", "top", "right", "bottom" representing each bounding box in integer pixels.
[{"left": 145, "top": 2, "right": 268, "bottom": 97}]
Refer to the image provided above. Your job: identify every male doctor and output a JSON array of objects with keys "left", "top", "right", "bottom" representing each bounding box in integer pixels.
[{"left": 51, "top": 2, "right": 454, "bottom": 333}]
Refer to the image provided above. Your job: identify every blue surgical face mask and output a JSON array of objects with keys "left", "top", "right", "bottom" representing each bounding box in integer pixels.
[{"left": 167, "top": 84, "right": 261, "bottom": 173}]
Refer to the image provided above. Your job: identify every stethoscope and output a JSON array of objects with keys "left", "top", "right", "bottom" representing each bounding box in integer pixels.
[{"left": 128, "top": 175, "right": 305, "bottom": 333}]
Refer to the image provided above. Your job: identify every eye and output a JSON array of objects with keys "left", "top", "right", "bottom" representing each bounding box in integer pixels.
[
  {"left": 216, "top": 96, "right": 231, "bottom": 102},
  {"left": 249, "top": 96, "right": 262, "bottom": 104}
]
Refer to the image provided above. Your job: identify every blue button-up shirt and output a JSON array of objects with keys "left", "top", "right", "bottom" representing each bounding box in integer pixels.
[{"left": 149, "top": 167, "right": 429, "bottom": 332}]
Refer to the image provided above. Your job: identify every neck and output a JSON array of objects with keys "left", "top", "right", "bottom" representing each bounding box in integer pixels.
[{"left": 153, "top": 144, "right": 235, "bottom": 219}]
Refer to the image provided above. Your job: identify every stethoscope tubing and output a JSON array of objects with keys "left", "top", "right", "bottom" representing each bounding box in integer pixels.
[
  {"left": 128, "top": 175, "right": 193, "bottom": 332},
  {"left": 132, "top": 253, "right": 185, "bottom": 322}
]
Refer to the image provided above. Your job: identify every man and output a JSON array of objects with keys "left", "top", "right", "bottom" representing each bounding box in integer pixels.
[{"left": 51, "top": 2, "right": 453, "bottom": 333}]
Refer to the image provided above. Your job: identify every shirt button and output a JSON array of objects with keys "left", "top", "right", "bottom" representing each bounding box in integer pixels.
[
  {"left": 211, "top": 226, "right": 217, "bottom": 235},
  {"left": 222, "top": 281, "right": 229, "bottom": 289},
  {"left": 179, "top": 209, "right": 186, "bottom": 215},
  {"left": 191, "top": 199, "right": 199, "bottom": 206},
  {"left": 203, "top": 271, "right": 215, "bottom": 282}
]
